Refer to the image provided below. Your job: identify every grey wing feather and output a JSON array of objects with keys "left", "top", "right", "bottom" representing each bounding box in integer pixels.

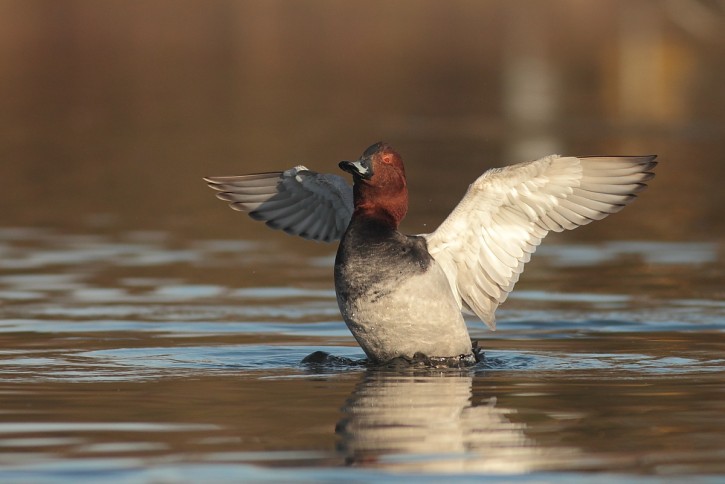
[
  {"left": 204, "top": 165, "right": 353, "bottom": 242},
  {"left": 424, "top": 154, "right": 657, "bottom": 329}
]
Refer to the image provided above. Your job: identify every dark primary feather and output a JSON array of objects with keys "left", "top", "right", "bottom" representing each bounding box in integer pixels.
[{"left": 204, "top": 166, "right": 353, "bottom": 242}]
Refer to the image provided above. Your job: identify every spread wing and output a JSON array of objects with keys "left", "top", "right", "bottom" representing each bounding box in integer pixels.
[
  {"left": 424, "top": 154, "right": 657, "bottom": 329},
  {"left": 204, "top": 165, "right": 354, "bottom": 242}
]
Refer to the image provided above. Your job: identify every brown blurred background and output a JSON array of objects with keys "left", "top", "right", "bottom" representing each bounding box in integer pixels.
[{"left": 1, "top": 0, "right": 724, "bottom": 242}]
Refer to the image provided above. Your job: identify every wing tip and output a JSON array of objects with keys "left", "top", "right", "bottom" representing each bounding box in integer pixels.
[
  {"left": 215, "top": 192, "right": 235, "bottom": 202},
  {"left": 579, "top": 154, "right": 658, "bottom": 162}
]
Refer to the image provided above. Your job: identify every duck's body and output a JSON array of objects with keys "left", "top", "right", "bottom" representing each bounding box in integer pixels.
[
  {"left": 205, "top": 142, "right": 657, "bottom": 365},
  {"left": 335, "top": 216, "right": 473, "bottom": 363}
]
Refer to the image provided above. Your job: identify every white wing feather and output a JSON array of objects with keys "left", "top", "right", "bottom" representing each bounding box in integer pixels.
[
  {"left": 424, "top": 154, "right": 657, "bottom": 329},
  {"left": 204, "top": 166, "right": 353, "bottom": 242}
]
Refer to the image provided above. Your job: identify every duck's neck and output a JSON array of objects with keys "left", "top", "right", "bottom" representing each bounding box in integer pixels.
[{"left": 352, "top": 181, "right": 408, "bottom": 230}]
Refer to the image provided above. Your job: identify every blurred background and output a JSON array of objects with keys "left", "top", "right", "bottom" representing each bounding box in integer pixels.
[{"left": 1, "top": 0, "right": 724, "bottom": 242}]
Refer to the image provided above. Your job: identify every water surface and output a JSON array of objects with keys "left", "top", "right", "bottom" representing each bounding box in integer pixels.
[{"left": 0, "top": 228, "right": 722, "bottom": 482}]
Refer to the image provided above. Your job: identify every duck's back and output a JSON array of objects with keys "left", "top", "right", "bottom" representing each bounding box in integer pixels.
[{"left": 334, "top": 217, "right": 473, "bottom": 363}]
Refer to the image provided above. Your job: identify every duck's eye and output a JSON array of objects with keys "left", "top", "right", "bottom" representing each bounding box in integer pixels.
[{"left": 382, "top": 154, "right": 393, "bottom": 164}]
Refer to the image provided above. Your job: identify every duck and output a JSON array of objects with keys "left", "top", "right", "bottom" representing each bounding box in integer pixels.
[{"left": 204, "top": 142, "right": 656, "bottom": 365}]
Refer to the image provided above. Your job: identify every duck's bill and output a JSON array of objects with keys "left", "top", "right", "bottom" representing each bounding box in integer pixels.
[{"left": 339, "top": 158, "right": 373, "bottom": 180}]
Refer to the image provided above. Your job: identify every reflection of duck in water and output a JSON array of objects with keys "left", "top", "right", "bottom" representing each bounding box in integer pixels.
[
  {"left": 206, "top": 143, "right": 655, "bottom": 365},
  {"left": 336, "top": 369, "right": 579, "bottom": 473}
]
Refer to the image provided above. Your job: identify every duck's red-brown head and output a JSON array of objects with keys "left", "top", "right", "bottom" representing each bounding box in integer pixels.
[{"left": 339, "top": 142, "right": 408, "bottom": 228}]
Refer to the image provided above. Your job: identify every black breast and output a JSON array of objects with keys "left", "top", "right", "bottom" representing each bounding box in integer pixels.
[{"left": 334, "top": 217, "right": 432, "bottom": 303}]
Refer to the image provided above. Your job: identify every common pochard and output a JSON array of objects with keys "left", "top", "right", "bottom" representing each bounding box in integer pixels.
[{"left": 205, "top": 143, "right": 656, "bottom": 365}]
